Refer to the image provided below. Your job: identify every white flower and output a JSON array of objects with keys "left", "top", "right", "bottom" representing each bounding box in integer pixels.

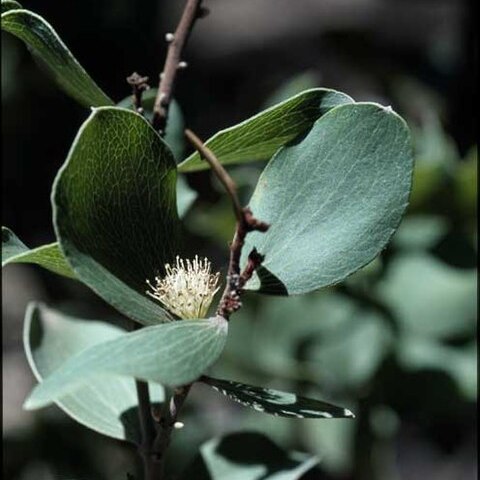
[{"left": 146, "top": 255, "right": 220, "bottom": 319}]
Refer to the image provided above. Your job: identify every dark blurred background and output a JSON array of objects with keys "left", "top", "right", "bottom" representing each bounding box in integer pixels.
[{"left": 2, "top": 1, "right": 477, "bottom": 479}]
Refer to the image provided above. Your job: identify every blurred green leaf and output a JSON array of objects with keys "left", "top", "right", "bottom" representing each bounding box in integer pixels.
[
  {"left": 393, "top": 215, "right": 448, "bottom": 250},
  {"left": 24, "top": 315, "right": 228, "bottom": 410},
  {"left": 304, "top": 417, "right": 356, "bottom": 475},
  {"left": 223, "top": 293, "right": 393, "bottom": 393},
  {"left": 178, "top": 88, "right": 353, "bottom": 172},
  {"left": 24, "top": 302, "right": 164, "bottom": 443},
  {"left": 1, "top": 7, "right": 113, "bottom": 107},
  {"left": 263, "top": 71, "right": 318, "bottom": 108},
  {"left": 117, "top": 89, "right": 186, "bottom": 162},
  {"left": 182, "top": 432, "right": 319, "bottom": 480},
  {"left": 244, "top": 103, "right": 413, "bottom": 295},
  {"left": 409, "top": 115, "right": 459, "bottom": 208},
  {"left": 201, "top": 376, "right": 354, "bottom": 418},
  {"left": 52, "top": 107, "right": 180, "bottom": 325},
  {"left": 2, "top": 226, "right": 75, "bottom": 279},
  {"left": 376, "top": 253, "right": 476, "bottom": 338},
  {"left": 455, "top": 146, "right": 477, "bottom": 214},
  {"left": 397, "top": 337, "right": 477, "bottom": 400},
  {"left": 177, "top": 176, "right": 197, "bottom": 218}
]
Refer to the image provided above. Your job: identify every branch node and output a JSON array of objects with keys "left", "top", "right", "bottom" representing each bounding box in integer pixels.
[{"left": 165, "top": 32, "right": 175, "bottom": 42}]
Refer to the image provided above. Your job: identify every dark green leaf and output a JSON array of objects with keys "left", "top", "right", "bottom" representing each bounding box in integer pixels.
[
  {"left": 243, "top": 102, "right": 413, "bottom": 295},
  {"left": 178, "top": 88, "right": 353, "bottom": 172},
  {"left": 201, "top": 376, "right": 354, "bottom": 418},
  {"left": 1, "top": 8, "right": 113, "bottom": 106},
  {"left": 2, "top": 226, "right": 75, "bottom": 279},
  {"left": 24, "top": 315, "right": 228, "bottom": 410},
  {"left": 117, "top": 89, "right": 185, "bottom": 162},
  {"left": 24, "top": 303, "right": 164, "bottom": 443},
  {"left": 1, "top": 0, "right": 22, "bottom": 13},
  {"left": 52, "top": 107, "right": 180, "bottom": 325},
  {"left": 182, "top": 432, "right": 319, "bottom": 480}
]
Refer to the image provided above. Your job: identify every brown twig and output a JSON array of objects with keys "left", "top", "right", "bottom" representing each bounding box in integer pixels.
[
  {"left": 184, "top": 129, "right": 269, "bottom": 319},
  {"left": 126, "top": 72, "right": 150, "bottom": 115},
  {"left": 152, "top": 0, "right": 206, "bottom": 133}
]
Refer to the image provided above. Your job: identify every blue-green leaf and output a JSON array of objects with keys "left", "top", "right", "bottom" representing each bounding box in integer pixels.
[
  {"left": 24, "top": 303, "right": 164, "bottom": 443},
  {"left": 25, "top": 315, "right": 228, "bottom": 410},
  {"left": 244, "top": 102, "right": 413, "bottom": 295}
]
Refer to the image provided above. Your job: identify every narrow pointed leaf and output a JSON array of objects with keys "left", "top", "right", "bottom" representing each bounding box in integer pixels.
[
  {"left": 243, "top": 102, "right": 413, "bottom": 295},
  {"left": 52, "top": 107, "right": 181, "bottom": 325},
  {"left": 178, "top": 88, "right": 353, "bottom": 172},
  {"left": 201, "top": 376, "right": 354, "bottom": 419},
  {"left": 1, "top": 8, "right": 113, "bottom": 107},
  {"left": 24, "top": 303, "right": 164, "bottom": 443},
  {"left": 2, "top": 227, "right": 75, "bottom": 279},
  {"left": 25, "top": 315, "right": 228, "bottom": 410},
  {"left": 182, "top": 432, "right": 319, "bottom": 480}
]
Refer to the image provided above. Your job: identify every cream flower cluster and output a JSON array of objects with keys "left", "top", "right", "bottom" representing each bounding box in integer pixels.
[{"left": 146, "top": 255, "right": 220, "bottom": 319}]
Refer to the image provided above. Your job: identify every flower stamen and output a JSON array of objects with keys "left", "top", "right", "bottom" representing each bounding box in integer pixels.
[{"left": 146, "top": 255, "right": 220, "bottom": 319}]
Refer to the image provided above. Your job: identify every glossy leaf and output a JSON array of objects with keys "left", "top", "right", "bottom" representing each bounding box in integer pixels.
[
  {"left": 24, "top": 315, "right": 228, "bottom": 410},
  {"left": 2, "top": 227, "right": 75, "bottom": 279},
  {"left": 243, "top": 102, "right": 413, "bottom": 295},
  {"left": 376, "top": 253, "right": 477, "bottom": 338},
  {"left": 182, "top": 432, "right": 319, "bottom": 480},
  {"left": 52, "top": 107, "right": 180, "bottom": 325},
  {"left": 24, "top": 303, "right": 164, "bottom": 443},
  {"left": 1, "top": 7, "right": 113, "bottom": 107},
  {"left": 201, "top": 376, "right": 354, "bottom": 418},
  {"left": 178, "top": 88, "right": 353, "bottom": 172}
]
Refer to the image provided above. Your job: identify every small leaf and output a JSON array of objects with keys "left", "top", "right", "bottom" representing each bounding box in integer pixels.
[
  {"left": 24, "top": 315, "right": 228, "bottom": 410},
  {"left": 24, "top": 303, "right": 164, "bottom": 443},
  {"left": 182, "top": 432, "right": 319, "bottom": 480},
  {"left": 178, "top": 88, "right": 353, "bottom": 172},
  {"left": 201, "top": 376, "right": 354, "bottom": 419},
  {"left": 52, "top": 107, "right": 181, "bottom": 325},
  {"left": 1, "top": 8, "right": 113, "bottom": 107},
  {"left": 2, "top": 226, "right": 75, "bottom": 279},
  {"left": 243, "top": 102, "right": 413, "bottom": 295}
]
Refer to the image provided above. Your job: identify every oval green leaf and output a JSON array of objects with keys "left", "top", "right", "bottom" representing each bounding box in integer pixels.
[
  {"left": 201, "top": 376, "right": 354, "bottom": 419},
  {"left": 24, "top": 303, "right": 164, "bottom": 443},
  {"left": 25, "top": 315, "right": 228, "bottom": 410},
  {"left": 52, "top": 107, "right": 181, "bottom": 325},
  {"left": 243, "top": 102, "right": 413, "bottom": 295},
  {"left": 2, "top": 226, "right": 75, "bottom": 279},
  {"left": 178, "top": 88, "right": 354, "bottom": 172},
  {"left": 1, "top": 0, "right": 22, "bottom": 13},
  {"left": 1, "top": 8, "right": 113, "bottom": 107}
]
